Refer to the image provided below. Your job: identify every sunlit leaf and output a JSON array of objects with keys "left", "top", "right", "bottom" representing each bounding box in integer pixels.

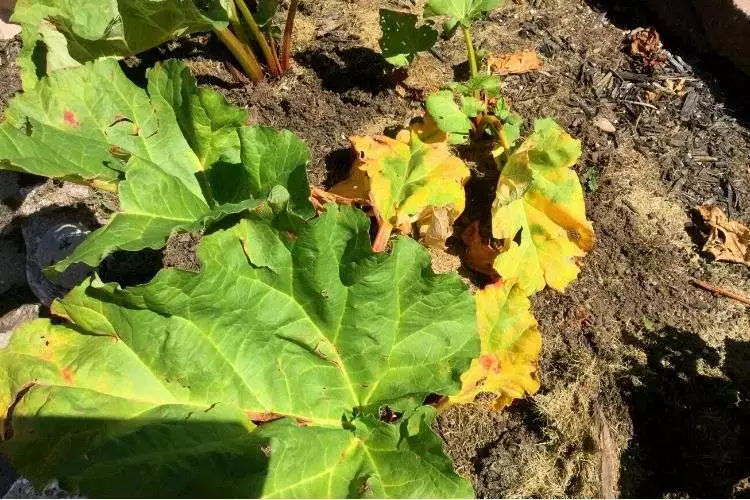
[
  {"left": 446, "top": 281, "right": 541, "bottom": 410},
  {"left": 0, "top": 59, "right": 312, "bottom": 272},
  {"left": 379, "top": 9, "right": 438, "bottom": 68},
  {"left": 11, "top": 0, "right": 229, "bottom": 89},
  {"left": 424, "top": 0, "right": 504, "bottom": 29},
  {"left": 330, "top": 126, "right": 470, "bottom": 248},
  {"left": 491, "top": 118, "right": 595, "bottom": 295},
  {"left": 426, "top": 90, "right": 472, "bottom": 144},
  {"left": 0, "top": 205, "right": 477, "bottom": 498}
]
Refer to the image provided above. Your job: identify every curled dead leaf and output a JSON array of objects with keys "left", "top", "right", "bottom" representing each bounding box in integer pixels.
[
  {"left": 696, "top": 205, "right": 750, "bottom": 266},
  {"left": 418, "top": 206, "right": 454, "bottom": 250},
  {"left": 628, "top": 27, "right": 666, "bottom": 69},
  {"left": 309, "top": 185, "right": 369, "bottom": 215},
  {"left": 488, "top": 50, "right": 542, "bottom": 76},
  {"left": 461, "top": 221, "right": 500, "bottom": 280}
]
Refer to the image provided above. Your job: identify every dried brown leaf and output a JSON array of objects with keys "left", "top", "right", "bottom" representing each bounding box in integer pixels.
[
  {"left": 628, "top": 27, "right": 667, "bottom": 69},
  {"left": 488, "top": 50, "right": 542, "bottom": 76},
  {"left": 461, "top": 221, "right": 500, "bottom": 279},
  {"left": 696, "top": 205, "right": 750, "bottom": 266}
]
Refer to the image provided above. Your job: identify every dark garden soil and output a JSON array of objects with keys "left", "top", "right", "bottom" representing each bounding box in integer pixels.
[{"left": 1, "top": 0, "right": 750, "bottom": 497}]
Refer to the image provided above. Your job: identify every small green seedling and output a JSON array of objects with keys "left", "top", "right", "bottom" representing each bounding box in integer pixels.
[{"left": 379, "top": 0, "right": 522, "bottom": 148}]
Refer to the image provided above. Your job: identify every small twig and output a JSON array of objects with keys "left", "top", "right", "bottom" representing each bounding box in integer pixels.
[
  {"left": 689, "top": 278, "right": 750, "bottom": 306},
  {"left": 621, "top": 99, "right": 658, "bottom": 110}
]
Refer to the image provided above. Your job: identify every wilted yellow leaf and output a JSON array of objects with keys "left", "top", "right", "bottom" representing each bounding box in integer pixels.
[
  {"left": 446, "top": 281, "right": 542, "bottom": 411},
  {"left": 492, "top": 118, "right": 595, "bottom": 295},
  {"left": 330, "top": 124, "right": 470, "bottom": 250}
]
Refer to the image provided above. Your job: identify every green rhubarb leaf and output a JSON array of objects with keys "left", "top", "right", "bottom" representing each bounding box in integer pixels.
[
  {"left": 492, "top": 97, "right": 523, "bottom": 148},
  {"left": 0, "top": 204, "right": 477, "bottom": 498},
  {"left": 11, "top": 0, "right": 230, "bottom": 89},
  {"left": 424, "top": 0, "right": 504, "bottom": 29},
  {"left": 451, "top": 74, "right": 500, "bottom": 97},
  {"left": 461, "top": 95, "right": 485, "bottom": 118},
  {"left": 425, "top": 90, "right": 472, "bottom": 144},
  {"left": 0, "top": 58, "right": 313, "bottom": 272},
  {"left": 379, "top": 9, "right": 439, "bottom": 68}
]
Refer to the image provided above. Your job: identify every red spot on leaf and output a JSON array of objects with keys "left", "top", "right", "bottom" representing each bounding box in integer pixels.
[
  {"left": 63, "top": 110, "right": 80, "bottom": 128},
  {"left": 61, "top": 367, "right": 75, "bottom": 384},
  {"left": 479, "top": 354, "right": 500, "bottom": 373}
]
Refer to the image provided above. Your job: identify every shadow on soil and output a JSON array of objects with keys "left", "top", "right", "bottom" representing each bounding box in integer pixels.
[
  {"left": 585, "top": 0, "right": 750, "bottom": 126},
  {"left": 619, "top": 326, "right": 750, "bottom": 497},
  {"left": 295, "top": 47, "right": 392, "bottom": 94}
]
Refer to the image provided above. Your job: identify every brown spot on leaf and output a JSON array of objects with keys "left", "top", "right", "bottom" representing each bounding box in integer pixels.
[
  {"left": 479, "top": 354, "right": 500, "bottom": 373},
  {"left": 245, "top": 411, "right": 284, "bottom": 424},
  {"left": 62, "top": 367, "right": 75, "bottom": 384},
  {"left": 63, "top": 110, "right": 80, "bottom": 128}
]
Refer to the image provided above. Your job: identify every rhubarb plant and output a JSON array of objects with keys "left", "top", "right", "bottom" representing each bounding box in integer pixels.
[
  {"left": 0, "top": 205, "right": 477, "bottom": 498},
  {"left": 0, "top": 58, "right": 313, "bottom": 272},
  {"left": 372, "top": 0, "right": 595, "bottom": 411},
  {"left": 12, "top": 0, "right": 300, "bottom": 87}
]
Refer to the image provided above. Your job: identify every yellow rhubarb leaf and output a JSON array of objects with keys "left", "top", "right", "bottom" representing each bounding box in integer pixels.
[
  {"left": 447, "top": 282, "right": 542, "bottom": 411},
  {"left": 491, "top": 118, "right": 595, "bottom": 295},
  {"left": 330, "top": 124, "right": 470, "bottom": 250}
]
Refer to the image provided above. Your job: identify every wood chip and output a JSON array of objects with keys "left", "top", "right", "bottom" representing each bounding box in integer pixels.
[{"left": 680, "top": 91, "right": 699, "bottom": 121}]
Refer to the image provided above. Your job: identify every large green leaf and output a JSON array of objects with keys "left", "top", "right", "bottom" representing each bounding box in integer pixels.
[
  {"left": 0, "top": 204, "right": 477, "bottom": 498},
  {"left": 0, "top": 58, "right": 313, "bottom": 272},
  {"left": 11, "top": 0, "right": 229, "bottom": 89},
  {"left": 379, "top": 9, "right": 438, "bottom": 68},
  {"left": 424, "top": 0, "right": 503, "bottom": 29}
]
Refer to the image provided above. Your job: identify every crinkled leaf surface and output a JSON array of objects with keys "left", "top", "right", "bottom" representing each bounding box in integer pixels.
[
  {"left": 379, "top": 9, "right": 438, "bottom": 68},
  {"left": 0, "top": 58, "right": 313, "bottom": 272},
  {"left": 451, "top": 74, "right": 501, "bottom": 98},
  {"left": 424, "top": 0, "right": 503, "bottom": 29},
  {"left": 330, "top": 128, "right": 470, "bottom": 233},
  {"left": 11, "top": 0, "right": 229, "bottom": 89},
  {"left": 426, "top": 90, "right": 472, "bottom": 145},
  {"left": 0, "top": 205, "right": 477, "bottom": 498},
  {"left": 494, "top": 98, "right": 523, "bottom": 149},
  {"left": 447, "top": 282, "right": 541, "bottom": 410},
  {"left": 461, "top": 95, "right": 485, "bottom": 118},
  {"left": 491, "top": 118, "right": 595, "bottom": 295}
]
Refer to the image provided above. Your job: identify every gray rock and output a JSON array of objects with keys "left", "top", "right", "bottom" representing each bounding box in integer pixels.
[
  {"left": 23, "top": 215, "right": 92, "bottom": 306},
  {"left": 18, "top": 182, "right": 91, "bottom": 218},
  {"left": 0, "top": 172, "right": 20, "bottom": 202},
  {"left": 3, "top": 478, "right": 74, "bottom": 499},
  {"left": 0, "top": 304, "right": 40, "bottom": 347}
]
